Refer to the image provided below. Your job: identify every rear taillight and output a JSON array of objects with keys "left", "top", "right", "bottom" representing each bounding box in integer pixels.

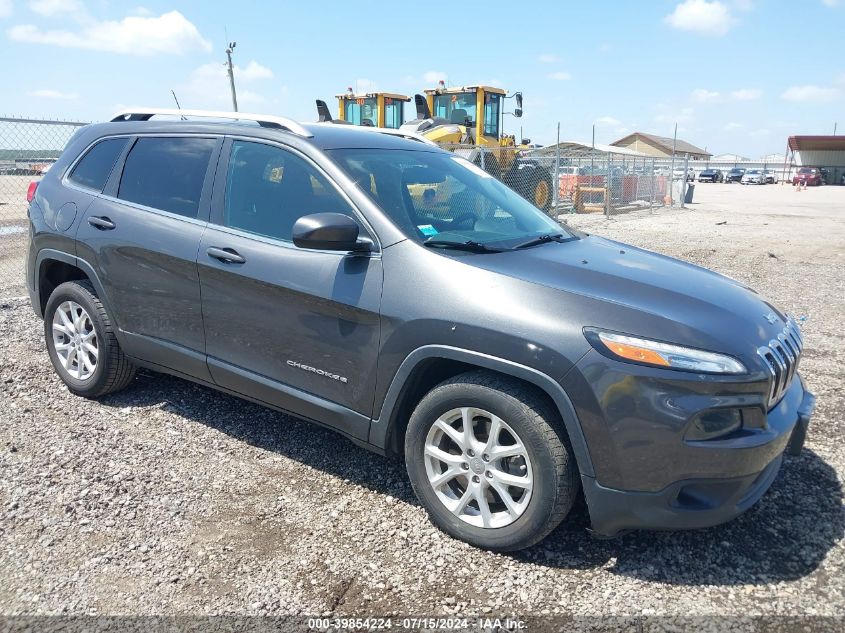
[{"left": 26, "top": 180, "right": 38, "bottom": 203}]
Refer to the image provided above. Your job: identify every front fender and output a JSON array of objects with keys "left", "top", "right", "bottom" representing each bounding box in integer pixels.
[{"left": 369, "top": 344, "right": 595, "bottom": 477}]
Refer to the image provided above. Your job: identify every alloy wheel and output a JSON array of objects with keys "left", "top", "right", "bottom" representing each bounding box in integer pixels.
[
  {"left": 51, "top": 300, "right": 98, "bottom": 381},
  {"left": 423, "top": 407, "right": 533, "bottom": 528}
]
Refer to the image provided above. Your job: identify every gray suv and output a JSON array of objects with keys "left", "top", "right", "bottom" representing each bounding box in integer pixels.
[{"left": 26, "top": 109, "right": 815, "bottom": 551}]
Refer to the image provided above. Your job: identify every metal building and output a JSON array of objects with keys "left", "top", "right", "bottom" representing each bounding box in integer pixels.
[
  {"left": 610, "top": 132, "right": 712, "bottom": 161},
  {"left": 787, "top": 136, "right": 845, "bottom": 185}
]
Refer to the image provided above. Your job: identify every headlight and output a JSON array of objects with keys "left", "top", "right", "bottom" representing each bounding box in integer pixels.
[{"left": 588, "top": 330, "right": 747, "bottom": 374}]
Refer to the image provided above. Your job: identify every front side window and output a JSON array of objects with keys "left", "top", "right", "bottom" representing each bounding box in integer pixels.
[
  {"left": 433, "top": 92, "right": 477, "bottom": 126},
  {"left": 117, "top": 137, "right": 215, "bottom": 218},
  {"left": 344, "top": 98, "right": 377, "bottom": 126},
  {"left": 223, "top": 140, "right": 356, "bottom": 242},
  {"left": 330, "top": 148, "right": 570, "bottom": 249},
  {"left": 68, "top": 138, "right": 128, "bottom": 191},
  {"left": 383, "top": 98, "right": 404, "bottom": 129}
]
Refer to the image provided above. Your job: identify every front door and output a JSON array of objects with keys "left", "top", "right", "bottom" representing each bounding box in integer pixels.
[{"left": 197, "top": 138, "right": 382, "bottom": 440}]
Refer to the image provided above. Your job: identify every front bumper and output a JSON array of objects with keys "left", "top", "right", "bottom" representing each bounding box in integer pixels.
[{"left": 582, "top": 382, "right": 815, "bottom": 537}]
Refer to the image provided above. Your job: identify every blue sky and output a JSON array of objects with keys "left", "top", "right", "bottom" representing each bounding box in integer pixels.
[{"left": 1, "top": 0, "right": 843, "bottom": 156}]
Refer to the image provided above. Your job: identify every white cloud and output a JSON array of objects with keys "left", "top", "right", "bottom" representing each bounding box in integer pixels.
[
  {"left": 8, "top": 10, "right": 211, "bottom": 55},
  {"left": 28, "top": 88, "right": 78, "bottom": 99},
  {"left": 179, "top": 60, "right": 278, "bottom": 109},
  {"left": 548, "top": 71, "right": 572, "bottom": 81},
  {"left": 749, "top": 128, "right": 770, "bottom": 137},
  {"left": 665, "top": 0, "right": 736, "bottom": 36},
  {"left": 691, "top": 88, "right": 720, "bottom": 102},
  {"left": 595, "top": 116, "right": 621, "bottom": 126},
  {"left": 821, "top": 0, "right": 840, "bottom": 7},
  {"left": 29, "top": 0, "right": 84, "bottom": 17},
  {"left": 723, "top": 121, "right": 743, "bottom": 131},
  {"left": 239, "top": 60, "right": 273, "bottom": 81},
  {"left": 731, "top": 88, "right": 761, "bottom": 100},
  {"left": 538, "top": 53, "right": 560, "bottom": 63},
  {"left": 0, "top": 0, "right": 12, "bottom": 18},
  {"left": 781, "top": 84, "right": 840, "bottom": 102}
]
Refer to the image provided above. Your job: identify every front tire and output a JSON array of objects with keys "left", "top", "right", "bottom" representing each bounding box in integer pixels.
[
  {"left": 44, "top": 280, "right": 136, "bottom": 398},
  {"left": 404, "top": 371, "right": 579, "bottom": 551}
]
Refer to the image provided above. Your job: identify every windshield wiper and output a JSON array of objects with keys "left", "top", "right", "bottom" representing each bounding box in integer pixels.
[
  {"left": 423, "top": 239, "right": 506, "bottom": 253},
  {"left": 512, "top": 233, "right": 572, "bottom": 249}
]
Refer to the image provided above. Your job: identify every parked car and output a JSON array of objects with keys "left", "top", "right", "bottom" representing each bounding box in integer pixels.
[
  {"left": 698, "top": 168, "right": 723, "bottom": 183},
  {"left": 25, "top": 108, "right": 815, "bottom": 551},
  {"left": 725, "top": 167, "right": 746, "bottom": 183},
  {"left": 741, "top": 169, "right": 766, "bottom": 185},
  {"left": 764, "top": 169, "right": 779, "bottom": 184},
  {"left": 673, "top": 167, "right": 695, "bottom": 181},
  {"left": 792, "top": 167, "right": 824, "bottom": 186}
]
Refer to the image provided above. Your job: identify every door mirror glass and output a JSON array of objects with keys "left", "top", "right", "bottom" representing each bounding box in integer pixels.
[
  {"left": 514, "top": 92, "right": 523, "bottom": 113},
  {"left": 292, "top": 212, "right": 370, "bottom": 252}
]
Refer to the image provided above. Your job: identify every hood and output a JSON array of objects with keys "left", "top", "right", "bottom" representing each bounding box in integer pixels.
[{"left": 465, "top": 235, "right": 787, "bottom": 359}]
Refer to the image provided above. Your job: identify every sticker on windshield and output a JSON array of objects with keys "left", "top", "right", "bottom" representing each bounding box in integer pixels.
[
  {"left": 451, "top": 156, "right": 494, "bottom": 179},
  {"left": 418, "top": 224, "right": 439, "bottom": 237}
]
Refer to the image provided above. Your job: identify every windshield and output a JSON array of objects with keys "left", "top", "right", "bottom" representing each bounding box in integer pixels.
[
  {"left": 329, "top": 148, "right": 571, "bottom": 248},
  {"left": 432, "top": 92, "right": 477, "bottom": 126},
  {"left": 747, "top": 170, "right": 762, "bottom": 174},
  {"left": 344, "top": 98, "right": 378, "bottom": 126},
  {"left": 799, "top": 167, "right": 816, "bottom": 174}
]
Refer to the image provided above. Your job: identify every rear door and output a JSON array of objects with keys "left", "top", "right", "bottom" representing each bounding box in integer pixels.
[
  {"left": 197, "top": 138, "right": 383, "bottom": 440},
  {"left": 75, "top": 135, "right": 222, "bottom": 380}
]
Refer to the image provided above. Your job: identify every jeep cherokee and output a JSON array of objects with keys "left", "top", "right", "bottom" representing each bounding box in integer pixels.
[{"left": 26, "top": 109, "right": 815, "bottom": 551}]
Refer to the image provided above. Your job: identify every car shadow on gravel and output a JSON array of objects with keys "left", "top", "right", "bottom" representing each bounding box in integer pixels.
[
  {"left": 103, "top": 371, "right": 843, "bottom": 587},
  {"left": 101, "top": 370, "right": 418, "bottom": 502},
  {"left": 515, "top": 449, "right": 844, "bottom": 586}
]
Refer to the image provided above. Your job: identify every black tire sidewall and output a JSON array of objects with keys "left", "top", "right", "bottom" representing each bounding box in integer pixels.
[
  {"left": 44, "top": 282, "right": 112, "bottom": 398},
  {"left": 405, "top": 383, "right": 566, "bottom": 551}
]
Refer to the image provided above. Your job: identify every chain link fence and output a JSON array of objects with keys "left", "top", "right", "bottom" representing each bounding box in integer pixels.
[
  {"left": 437, "top": 143, "right": 701, "bottom": 220},
  {"left": 1, "top": 116, "right": 88, "bottom": 296}
]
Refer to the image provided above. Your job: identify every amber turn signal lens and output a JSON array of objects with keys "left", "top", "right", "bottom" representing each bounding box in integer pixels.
[{"left": 604, "top": 340, "right": 671, "bottom": 367}]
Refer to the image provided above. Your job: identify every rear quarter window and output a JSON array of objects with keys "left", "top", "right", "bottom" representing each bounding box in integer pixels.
[
  {"left": 67, "top": 138, "right": 128, "bottom": 192},
  {"left": 117, "top": 137, "right": 216, "bottom": 218}
]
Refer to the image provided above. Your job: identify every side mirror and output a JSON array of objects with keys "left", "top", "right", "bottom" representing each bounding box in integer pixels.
[
  {"left": 292, "top": 213, "right": 371, "bottom": 253},
  {"left": 513, "top": 108, "right": 523, "bottom": 118},
  {"left": 514, "top": 92, "right": 523, "bottom": 110}
]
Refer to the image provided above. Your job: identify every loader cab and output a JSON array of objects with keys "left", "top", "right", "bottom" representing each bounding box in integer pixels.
[
  {"left": 336, "top": 90, "right": 410, "bottom": 129},
  {"left": 424, "top": 84, "right": 507, "bottom": 143}
]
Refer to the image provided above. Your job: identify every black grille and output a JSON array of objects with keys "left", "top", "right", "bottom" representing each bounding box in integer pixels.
[{"left": 757, "top": 318, "right": 803, "bottom": 408}]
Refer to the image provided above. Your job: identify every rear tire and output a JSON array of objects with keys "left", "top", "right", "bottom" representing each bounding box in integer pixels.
[
  {"left": 44, "top": 280, "right": 136, "bottom": 398},
  {"left": 404, "top": 371, "right": 579, "bottom": 551}
]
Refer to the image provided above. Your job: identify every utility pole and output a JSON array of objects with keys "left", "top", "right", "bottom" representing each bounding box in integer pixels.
[{"left": 225, "top": 41, "right": 238, "bottom": 112}]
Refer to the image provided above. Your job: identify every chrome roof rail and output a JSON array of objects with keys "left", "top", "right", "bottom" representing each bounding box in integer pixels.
[
  {"left": 312, "top": 122, "right": 438, "bottom": 146},
  {"left": 109, "top": 108, "right": 313, "bottom": 138}
]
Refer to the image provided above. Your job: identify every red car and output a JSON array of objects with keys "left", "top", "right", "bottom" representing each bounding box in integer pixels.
[{"left": 792, "top": 167, "right": 824, "bottom": 186}]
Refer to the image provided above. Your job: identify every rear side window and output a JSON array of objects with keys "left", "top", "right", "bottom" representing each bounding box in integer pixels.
[
  {"left": 117, "top": 137, "right": 216, "bottom": 218},
  {"left": 68, "top": 138, "right": 127, "bottom": 192}
]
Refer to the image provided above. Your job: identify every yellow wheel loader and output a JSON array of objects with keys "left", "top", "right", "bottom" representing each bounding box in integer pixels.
[
  {"left": 316, "top": 89, "right": 410, "bottom": 129},
  {"left": 399, "top": 82, "right": 554, "bottom": 211}
]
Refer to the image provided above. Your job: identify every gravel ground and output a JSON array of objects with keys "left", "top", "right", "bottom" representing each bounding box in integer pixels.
[{"left": 0, "top": 183, "right": 843, "bottom": 628}]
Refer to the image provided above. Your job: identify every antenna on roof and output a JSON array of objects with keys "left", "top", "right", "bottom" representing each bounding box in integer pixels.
[{"left": 170, "top": 90, "right": 186, "bottom": 120}]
